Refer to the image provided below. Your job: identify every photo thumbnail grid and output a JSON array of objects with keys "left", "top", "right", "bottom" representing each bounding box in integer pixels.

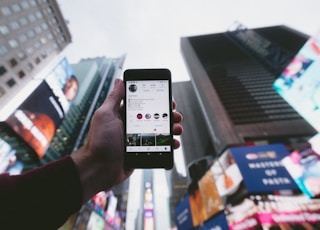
[{"left": 126, "top": 133, "right": 171, "bottom": 147}]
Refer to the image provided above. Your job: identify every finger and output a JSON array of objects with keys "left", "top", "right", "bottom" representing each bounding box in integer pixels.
[
  {"left": 173, "top": 123, "right": 183, "bottom": 136},
  {"left": 173, "top": 139, "right": 180, "bottom": 149},
  {"left": 104, "top": 79, "right": 125, "bottom": 112},
  {"left": 172, "top": 101, "right": 177, "bottom": 110},
  {"left": 173, "top": 111, "right": 183, "bottom": 123}
]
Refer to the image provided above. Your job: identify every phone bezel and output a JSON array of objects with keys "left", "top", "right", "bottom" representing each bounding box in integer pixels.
[{"left": 123, "top": 69, "right": 174, "bottom": 170}]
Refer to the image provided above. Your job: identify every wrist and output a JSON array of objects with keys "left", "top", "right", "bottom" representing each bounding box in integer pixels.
[{"left": 71, "top": 146, "right": 106, "bottom": 202}]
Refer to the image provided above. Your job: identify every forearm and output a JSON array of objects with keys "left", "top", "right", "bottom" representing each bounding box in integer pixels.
[{"left": 0, "top": 156, "right": 82, "bottom": 229}]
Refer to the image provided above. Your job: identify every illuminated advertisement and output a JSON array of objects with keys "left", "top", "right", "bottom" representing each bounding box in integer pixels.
[
  {"left": 0, "top": 138, "right": 23, "bottom": 175},
  {"left": 199, "top": 169, "right": 224, "bottom": 215},
  {"left": 273, "top": 36, "right": 320, "bottom": 131},
  {"left": 175, "top": 169, "right": 224, "bottom": 229},
  {"left": 175, "top": 195, "right": 193, "bottom": 230},
  {"left": 282, "top": 146, "right": 320, "bottom": 198},
  {"left": 229, "top": 144, "right": 299, "bottom": 193},
  {"left": 6, "top": 81, "right": 63, "bottom": 158},
  {"left": 144, "top": 182, "right": 154, "bottom": 230},
  {"left": 5, "top": 58, "right": 78, "bottom": 158},
  {"left": 211, "top": 149, "right": 243, "bottom": 198},
  {"left": 45, "top": 58, "right": 79, "bottom": 113}
]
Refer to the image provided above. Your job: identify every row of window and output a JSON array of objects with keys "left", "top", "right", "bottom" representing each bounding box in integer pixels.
[
  {"left": 1, "top": 1, "right": 37, "bottom": 17},
  {"left": 0, "top": 12, "right": 44, "bottom": 36},
  {"left": 0, "top": 13, "right": 60, "bottom": 37},
  {"left": 0, "top": 0, "right": 52, "bottom": 17},
  {"left": 0, "top": 33, "right": 54, "bottom": 58}
]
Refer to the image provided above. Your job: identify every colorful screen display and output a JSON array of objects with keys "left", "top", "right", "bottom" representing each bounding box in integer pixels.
[
  {"left": 273, "top": 36, "right": 320, "bottom": 131},
  {"left": 125, "top": 80, "right": 171, "bottom": 153},
  {"left": 5, "top": 58, "right": 78, "bottom": 158}
]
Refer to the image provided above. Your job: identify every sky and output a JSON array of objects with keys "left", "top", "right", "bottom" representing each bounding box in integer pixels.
[{"left": 57, "top": 0, "right": 320, "bottom": 83}]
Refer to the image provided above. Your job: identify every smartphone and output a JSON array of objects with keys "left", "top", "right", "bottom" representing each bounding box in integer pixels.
[{"left": 123, "top": 69, "right": 174, "bottom": 169}]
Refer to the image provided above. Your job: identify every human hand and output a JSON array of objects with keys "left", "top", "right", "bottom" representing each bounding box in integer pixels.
[{"left": 72, "top": 78, "right": 183, "bottom": 202}]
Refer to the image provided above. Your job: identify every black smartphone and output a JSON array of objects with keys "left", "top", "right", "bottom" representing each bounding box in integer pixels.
[{"left": 123, "top": 69, "right": 174, "bottom": 169}]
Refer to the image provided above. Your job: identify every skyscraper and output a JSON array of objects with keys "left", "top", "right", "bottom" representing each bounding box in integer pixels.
[
  {"left": 0, "top": 0, "right": 71, "bottom": 118},
  {"left": 178, "top": 25, "right": 317, "bottom": 160}
]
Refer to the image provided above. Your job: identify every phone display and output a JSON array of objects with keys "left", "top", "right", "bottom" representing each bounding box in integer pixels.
[{"left": 124, "top": 69, "right": 173, "bottom": 169}]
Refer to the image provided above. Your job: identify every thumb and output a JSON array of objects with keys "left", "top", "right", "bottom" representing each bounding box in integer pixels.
[{"left": 105, "top": 79, "right": 125, "bottom": 112}]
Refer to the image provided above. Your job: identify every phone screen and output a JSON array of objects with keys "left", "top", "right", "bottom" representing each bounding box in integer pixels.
[{"left": 125, "top": 79, "right": 171, "bottom": 153}]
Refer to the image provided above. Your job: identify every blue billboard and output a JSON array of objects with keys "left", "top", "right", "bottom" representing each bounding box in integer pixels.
[{"left": 229, "top": 144, "right": 299, "bottom": 193}]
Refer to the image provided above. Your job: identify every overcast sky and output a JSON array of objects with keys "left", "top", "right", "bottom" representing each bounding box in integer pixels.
[{"left": 57, "top": 0, "right": 320, "bottom": 82}]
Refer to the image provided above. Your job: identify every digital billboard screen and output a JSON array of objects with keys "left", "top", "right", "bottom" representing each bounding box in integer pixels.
[
  {"left": 6, "top": 81, "right": 63, "bottom": 158},
  {"left": 5, "top": 58, "right": 78, "bottom": 158},
  {"left": 273, "top": 36, "right": 320, "bottom": 131}
]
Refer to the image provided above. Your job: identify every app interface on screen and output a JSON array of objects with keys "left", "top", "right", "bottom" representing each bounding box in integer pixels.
[{"left": 126, "top": 80, "right": 171, "bottom": 153}]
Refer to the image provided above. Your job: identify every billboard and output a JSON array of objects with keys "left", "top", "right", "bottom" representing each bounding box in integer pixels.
[
  {"left": 0, "top": 138, "right": 23, "bottom": 175},
  {"left": 175, "top": 169, "right": 224, "bottom": 229},
  {"left": 5, "top": 58, "right": 78, "bottom": 158},
  {"left": 273, "top": 36, "right": 320, "bottom": 131},
  {"left": 282, "top": 145, "right": 320, "bottom": 198},
  {"left": 229, "top": 144, "right": 299, "bottom": 193}
]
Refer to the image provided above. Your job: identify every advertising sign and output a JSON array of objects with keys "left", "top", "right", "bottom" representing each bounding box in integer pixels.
[
  {"left": 45, "top": 58, "right": 78, "bottom": 113},
  {"left": 229, "top": 144, "right": 299, "bottom": 193},
  {"left": 5, "top": 58, "right": 78, "bottom": 158},
  {"left": 175, "top": 195, "right": 193, "bottom": 230},
  {"left": 198, "top": 169, "right": 224, "bottom": 220},
  {"left": 273, "top": 36, "right": 320, "bottom": 131},
  {"left": 282, "top": 146, "right": 320, "bottom": 198},
  {"left": 6, "top": 81, "right": 63, "bottom": 158},
  {"left": 197, "top": 212, "right": 229, "bottom": 230}
]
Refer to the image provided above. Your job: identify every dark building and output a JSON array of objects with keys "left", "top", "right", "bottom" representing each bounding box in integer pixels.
[{"left": 177, "top": 25, "right": 317, "bottom": 163}]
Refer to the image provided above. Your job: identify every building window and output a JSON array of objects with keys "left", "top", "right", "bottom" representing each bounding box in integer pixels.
[
  {"left": 19, "top": 34, "right": 27, "bottom": 43},
  {"left": 17, "top": 70, "right": 26, "bottom": 79},
  {"left": 8, "top": 39, "right": 18, "bottom": 48},
  {"left": 28, "top": 14, "right": 36, "bottom": 22},
  {"left": 27, "top": 29, "right": 35, "bottom": 38},
  {"left": 35, "top": 26, "right": 42, "bottom": 34},
  {"left": 26, "top": 62, "right": 34, "bottom": 71},
  {"left": 40, "top": 37, "right": 47, "bottom": 44},
  {"left": 41, "top": 52, "right": 47, "bottom": 59},
  {"left": 19, "top": 17, "right": 28, "bottom": 26},
  {"left": 47, "top": 33, "right": 53, "bottom": 40},
  {"left": 0, "top": 45, "right": 8, "bottom": 55},
  {"left": 21, "top": 1, "right": 30, "bottom": 10},
  {"left": 0, "top": 87, "right": 5, "bottom": 98},
  {"left": 1, "top": 7, "right": 12, "bottom": 16},
  {"left": 26, "top": 46, "right": 33, "bottom": 54},
  {"left": 48, "top": 6, "right": 54, "bottom": 14},
  {"left": 6, "top": 78, "right": 16, "bottom": 87},
  {"left": 10, "top": 21, "right": 20, "bottom": 30},
  {"left": 35, "top": 11, "right": 42, "bottom": 19},
  {"left": 51, "top": 17, "right": 57, "bottom": 24},
  {"left": 34, "top": 41, "right": 41, "bottom": 49},
  {"left": 0, "top": 25, "right": 9, "bottom": 35},
  {"left": 41, "top": 22, "right": 48, "bottom": 30},
  {"left": 8, "top": 58, "right": 18, "bottom": 67},
  {"left": 29, "top": 0, "right": 37, "bottom": 7},
  {"left": 12, "top": 4, "right": 21, "bottom": 13},
  {"left": 17, "top": 52, "right": 27, "bottom": 61},
  {"left": 34, "top": 57, "right": 41, "bottom": 64},
  {"left": 0, "top": 66, "right": 7, "bottom": 76}
]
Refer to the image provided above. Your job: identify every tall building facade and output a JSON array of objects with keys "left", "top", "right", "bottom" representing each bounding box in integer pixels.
[
  {"left": 178, "top": 25, "right": 317, "bottom": 160},
  {"left": 0, "top": 0, "right": 71, "bottom": 118}
]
